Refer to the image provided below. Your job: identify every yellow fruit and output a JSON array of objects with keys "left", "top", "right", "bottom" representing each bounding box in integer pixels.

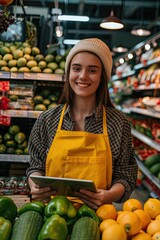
[
  {"left": 117, "top": 211, "right": 142, "bottom": 237},
  {"left": 123, "top": 198, "right": 143, "bottom": 212},
  {"left": 134, "top": 209, "right": 151, "bottom": 230},
  {"left": 100, "top": 219, "right": 118, "bottom": 233},
  {"left": 102, "top": 223, "right": 127, "bottom": 240},
  {"left": 144, "top": 198, "right": 160, "bottom": 219},
  {"left": 96, "top": 204, "right": 117, "bottom": 221},
  {"left": 152, "top": 232, "right": 160, "bottom": 240},
  {"left": 131, "top": 231, "right": 152, "bottom": 240},
  {"left": 156, "top": 214, "right": 160, "bottom": 220},
  {"left": 147, "top": 220, "right": 160, "bottom": 236}
]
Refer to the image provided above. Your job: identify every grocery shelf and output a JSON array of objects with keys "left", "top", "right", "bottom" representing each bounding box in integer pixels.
[
  {"left": 131, "top": 128, "right": 160, "bottom": 152},
  {"left": 0, "top": 154, "right": 29, "bottom": 163},
  {"left": 130, "top": 107, "right": 160, "bottom": 119},
  {"left": 135, "top": 156, "right": 160, "bottom": 190},
  {"left": 111, "top": 70, "right": 135, "bottom": 81},
  {"left": 2, "top": 110, "right": 42, "bottom": 118},
  {"left": 133, "top": 56, "right": 160, "bottom": 71},
  {"left": 0, "top": 72, "right": 65, "bottom": 82}
]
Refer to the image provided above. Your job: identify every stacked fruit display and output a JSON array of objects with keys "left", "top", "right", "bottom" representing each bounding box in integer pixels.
[
  {"left": 33, "top": 88, "right": 62, "bottom": 111},
  {"left": 0, "top": 124, "right": 28, "bottom": 154},
  {"left": 0, "top": 41, "right": 69, "bottom": 74},
  {"left": 0, "top": 195, "right": 160, "bottom": 240}
]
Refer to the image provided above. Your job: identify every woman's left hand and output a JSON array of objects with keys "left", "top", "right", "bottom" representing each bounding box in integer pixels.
[{"left": 74, "top": 188, "right": 111, "bottom": 210}]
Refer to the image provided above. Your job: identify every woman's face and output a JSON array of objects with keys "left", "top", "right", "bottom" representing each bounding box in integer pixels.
[{"left": 69, "top": 52, "right": 102, "bottom": 99}]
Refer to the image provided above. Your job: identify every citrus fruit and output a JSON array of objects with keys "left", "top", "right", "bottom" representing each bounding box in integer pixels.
[
  {"left": 117, "top": 210, "right": 142, "bottom": 237},
  {"left": 96, "top": 204, "right": 117, "bottom": 221},
  {"left": 144, "top": 198, "right": 160, "bottom": 219},
  {"left": 134, "top": 209, "right": 151, "bottom": 230},
  {"left": 146, "top": 219, "right": 160, "bottom": 236},
  {"left": 100, "top": 219, "right": 118, "bottom": 233},
  {"left": 102, "top": 223, "right": 127, "bottom": 240},
  {"left": 123, "top": 198, "right": 143, "bottom": 212}
]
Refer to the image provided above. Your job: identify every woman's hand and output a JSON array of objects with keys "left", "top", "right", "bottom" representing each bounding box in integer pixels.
[
  {"left": 74, "top": 183, "right": 125, "bottom": 210},
  {"left": 28, "top": 172, "right": 56, "bottom": 203},
  {"left": 74, "top": 189, "right": 110, "bottom": 209},
  {"left": 30, "top": 184, "right": 55, "bottom": 203}
]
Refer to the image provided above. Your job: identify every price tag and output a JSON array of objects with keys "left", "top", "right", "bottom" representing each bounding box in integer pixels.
[
  {"left": 0, "top": 81, "right": 10, "bottom": 91},
  {"left": 0, "top": 115, "right": 11, "bottom": 126}
]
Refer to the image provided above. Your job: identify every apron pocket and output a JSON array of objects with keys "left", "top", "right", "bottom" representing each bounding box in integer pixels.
[{"left": 64, "top": 156, "right": 107, "bottom": 189}]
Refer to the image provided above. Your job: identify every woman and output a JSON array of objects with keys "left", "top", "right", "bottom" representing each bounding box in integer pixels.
[{"left": 27, "top": 38, "right": 138, "bottom": 210}]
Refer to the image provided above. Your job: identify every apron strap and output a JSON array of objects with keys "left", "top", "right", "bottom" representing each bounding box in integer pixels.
[
  {"left": 58, "top": 104, "right": 108, "bottom": 135},
  {"left": 57, "top": 104, "right": 67, "bottom": 131},
  {"left": 103, "top": 105, "right": 107, "bottom": 135}
]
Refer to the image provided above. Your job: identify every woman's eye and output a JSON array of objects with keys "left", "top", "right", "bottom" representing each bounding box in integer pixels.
[
  {"left": 89, "top": 68, "right": 96, "bottom": 73},
  {"left": 72, "top": 66, "right": 81, "bottom": 71}
]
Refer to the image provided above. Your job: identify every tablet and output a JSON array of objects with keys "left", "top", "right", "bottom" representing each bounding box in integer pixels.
[{"left": 30, "top": 175, "right": 97, "bottom": 196}]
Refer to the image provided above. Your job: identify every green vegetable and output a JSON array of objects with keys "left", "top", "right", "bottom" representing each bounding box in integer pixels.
[
  {"left": 17, "top": 201, "right": 45, "bottom": 215},
  {"left": 144, "top": 154, "right": 160, "bottom": 168},
  {"left": 149, "top": 163, "right": 160, "bottom": 175},
  {"left": 38, "top": 214, "right": 68, "bottom": 240},
  {"left": 0, "top": 216, "right": 12, "bottom": 240},
  {"left": 45, "top": 195, "right": 77, "bottom": 219},
  {"left": 70, "top": 216, "right": 100, "bottom": 240},
  {"left": 8, "top": 125, "right": 20, "bottom": 135},
  {"left": 10, "top": 210, "right": 43, "bottom": 240},
  {"left": 0, "top": 196, "right": 17, "bottom": 222},
  {"left": 77, "top": 204, "right": 100, "bottom": 224},
  {"left": 0, "top": 144, "right": 6, "bottom": 154}
]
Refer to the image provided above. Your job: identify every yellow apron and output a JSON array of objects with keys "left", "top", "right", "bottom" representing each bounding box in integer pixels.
[{"left": 46, "top": 104, "right": 112, "bottom": 190}]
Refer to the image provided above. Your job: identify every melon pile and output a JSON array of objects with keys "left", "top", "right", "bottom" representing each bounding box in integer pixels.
[{"left": 0, "top": 41, "right": 70, "bottom": 74}]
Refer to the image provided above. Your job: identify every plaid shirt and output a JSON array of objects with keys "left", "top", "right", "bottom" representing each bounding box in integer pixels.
[{"left": 26, "top": 104, "right": 138, "bottom": 203}]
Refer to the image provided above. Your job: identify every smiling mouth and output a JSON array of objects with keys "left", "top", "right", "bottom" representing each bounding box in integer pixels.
[{"left": 76, "top": 82, "right": 91, "bottom": 87}]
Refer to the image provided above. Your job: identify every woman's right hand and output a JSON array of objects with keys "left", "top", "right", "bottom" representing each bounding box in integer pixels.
[{"left": 28, "top": 173, "right": 56, "bottom": 203}]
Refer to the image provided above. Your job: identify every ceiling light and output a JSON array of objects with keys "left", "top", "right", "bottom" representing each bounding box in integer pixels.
[
  {"left": 131, "top": 25, "right": 151, "bottom": 36},
  {"left": 100, "top": 10, "right": 124, "bottom": 30},
  {"left": 63, "top": 39, "right": 80, "bottom": 45},
  {"left": 58, "top": 15, "right": 89, "bottom": 22},
  {"left": 113, "top": 45, "right": 128, "bottom": 53}
]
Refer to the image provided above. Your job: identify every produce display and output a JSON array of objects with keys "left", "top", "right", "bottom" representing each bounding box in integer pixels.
[
  {"left": 0, "top": 124, "right": 28, "bottom": 154},
  {"left": 0, "top": 195, "right": 160, "bottom": 240},
  {"left": 0, "top": 41, "right": 69, "bottom": 74}
]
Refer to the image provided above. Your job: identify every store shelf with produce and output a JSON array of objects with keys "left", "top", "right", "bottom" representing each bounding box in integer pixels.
[
  {"left": 1, "top": 110, "right": 42, "bottom": 118},
  {"left": 131, "top": 129, "right": 160, "bottom": 152},
  {"left": 135, "top": 155, "right": 160, "bottom": 190},
  {"left": 117, "top": 106, "right": 160, "bottom": 119},
  {"left": 0, "top": 154, "right": 29, "bottom": 163},
  {"left": 0, "top": 71, "right": 65, "bottom": 82}
]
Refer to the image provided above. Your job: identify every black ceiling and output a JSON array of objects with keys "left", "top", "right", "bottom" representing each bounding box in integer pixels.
[{"left": 9, "top": 0, "right": 160, "bottom": 56}]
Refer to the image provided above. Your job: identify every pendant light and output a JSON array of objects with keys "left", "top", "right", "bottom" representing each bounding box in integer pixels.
[
  {"left": 131, "top": 0, "right": 151, "bottom": 36},
  {"left": 100, "top": 0, "right": 124, "bottom": 30}
]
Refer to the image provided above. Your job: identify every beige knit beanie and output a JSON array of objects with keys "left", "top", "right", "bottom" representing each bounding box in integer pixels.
[{"left": 65, "top": 38, "right": 113, "bottom": 80}]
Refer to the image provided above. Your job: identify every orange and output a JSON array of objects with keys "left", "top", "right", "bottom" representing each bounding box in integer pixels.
[
  {"left": 131, "top": 231, "right": 152, "bottom": 240},
  {"left": 152, "top": 232, "right": 160, "bottom": 240},
  {"left": 117, "top": 211, "right": 142, "bottom": 237},
  {"left": 100, "top": 219, "right": 118, "bottom": 232},
  {"left": 96, "top": 204, "right": 117, "bottom": 221},
  {"left": 156, "top": 214, "right": 160, "bottom": 220},
  {"left": 144, "top": 198, "right": 160, "bottom": 220},
  {"left": 102, "top": 223, "right": 127, "bottom": 240},
  {"left": 146, "top": 219, "right": 160, "bottom": 236},
  {"left": 134, "top": 209, "right": 151, "bottom": 230},
  {"left": 123, "top": 198, "right": 143, "bottom": 212}
]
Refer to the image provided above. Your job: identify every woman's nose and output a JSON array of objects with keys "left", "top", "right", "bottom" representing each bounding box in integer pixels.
[{"left": 79, "top": 69, "right": 87, "bottom": 78}]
